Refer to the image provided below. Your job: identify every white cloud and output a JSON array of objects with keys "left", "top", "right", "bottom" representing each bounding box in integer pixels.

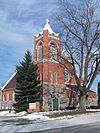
[{"left": 0, "top": 0, "right": 58, "bottom": 85}]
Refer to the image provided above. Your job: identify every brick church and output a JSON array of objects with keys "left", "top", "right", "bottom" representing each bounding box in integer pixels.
[{"left": 0, "top": 19, "right": 97, "bottom": 111}]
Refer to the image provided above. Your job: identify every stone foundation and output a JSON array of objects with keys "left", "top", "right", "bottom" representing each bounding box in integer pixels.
[{"left": 42, "top": 83, "right": 70, "bottom": 111}]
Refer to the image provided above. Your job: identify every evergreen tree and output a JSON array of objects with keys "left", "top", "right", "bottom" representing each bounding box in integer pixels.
[{"left": 14, "top": 51, "right": 41, "bottom": 112}]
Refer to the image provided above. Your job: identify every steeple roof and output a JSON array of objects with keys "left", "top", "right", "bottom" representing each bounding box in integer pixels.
[{"left": 36, "top": 19, "right": 59, "bottom": 37}]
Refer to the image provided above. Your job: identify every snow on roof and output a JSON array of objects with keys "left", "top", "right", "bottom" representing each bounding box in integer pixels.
[
  {"left": 36, "top": 19, "right": 59, "bottom": 37},
  {"left": 1, "top": 72, "right": 16, "bottom": 90}
]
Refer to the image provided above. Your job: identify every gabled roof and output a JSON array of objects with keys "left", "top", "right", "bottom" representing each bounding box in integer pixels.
[{"left": 2, "top": 73, "right": 16, "bottom": 91}]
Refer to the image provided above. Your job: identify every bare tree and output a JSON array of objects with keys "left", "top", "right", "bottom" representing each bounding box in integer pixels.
[{"left": 55, "top": 0, "right": 100, "bottom": 110}]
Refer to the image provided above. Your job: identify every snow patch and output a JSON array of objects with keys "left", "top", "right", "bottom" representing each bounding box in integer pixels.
[
  {"left": 50, "top": 116, "right": 66, "bottom": 120},
  {"left": 0, "top": 111, "right": 10, "bottom": 116},
  {"left": 0, "top": 111, "right": 27, "bottom": 116},
  {"left": 86, "top": 109, "right": 100, "bottom": 112},
  {"left": 67, "top": 115, "right": 73, "bottom": 119},
  {"left": 22, "top": 114, "right": 50, "bottom": 122}
]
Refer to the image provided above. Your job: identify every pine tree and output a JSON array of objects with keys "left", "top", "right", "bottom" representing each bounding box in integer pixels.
[{"left": 14, "top": 51, "right": 42, "bottom": 112}]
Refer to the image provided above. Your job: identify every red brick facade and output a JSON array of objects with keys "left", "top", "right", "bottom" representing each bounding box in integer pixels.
[{"left": 34, "top": 29, "right": 76, "bottom": 86}]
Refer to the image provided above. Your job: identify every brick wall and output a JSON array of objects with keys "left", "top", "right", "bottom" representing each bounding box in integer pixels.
[
  {"left": 2, "top": 89, "right": 14, "bottom": 101},
  {"left": 34, "top": 29, "right": 61, "bottom": 62}
]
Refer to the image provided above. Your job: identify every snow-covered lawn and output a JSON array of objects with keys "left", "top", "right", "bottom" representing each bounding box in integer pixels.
[
  {"left": 0, "top": 110, "right": 51, "bottom": 122},
  {"left": 0, "top": 109, "right": 100, "bottom": 123},
  {"left": 1, "top": 110, "right": 100, "bottom": 133},
  {"left": 0, "top": 110, "right": 75, "bottom": 123},
  {"left": 22, "top": 113, "right": 50, "bottom": 122},
  {"left": 0, "top": 111, "right": 27, "bottom": 116}
]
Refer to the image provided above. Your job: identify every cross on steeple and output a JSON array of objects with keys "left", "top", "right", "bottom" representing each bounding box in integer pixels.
[{"left": 46, "top": 19, "right": 49, "bottom": 25}]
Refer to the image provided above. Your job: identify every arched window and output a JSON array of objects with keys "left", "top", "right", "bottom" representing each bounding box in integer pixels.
[
  {"left": 37, "top": 44, "right": 43, "bottom": 61},
  {"left": 50, "top": 43, "right": 57, "bottom": 60},
  {"left": 12, "top": 92, "right": 15, "bottom": 101},
  {"left": 65, "top": 69, "right": 70, "bottom": 84},
  {"left": 7, "top": 93, "right": 9, "bottom": 101},
  {"left": 3, "top": 95, "right": 5, "bottom": 101}
]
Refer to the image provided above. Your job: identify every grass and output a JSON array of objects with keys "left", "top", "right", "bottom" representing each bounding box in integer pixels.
[{"left": 47, "top": 110, "right": 97, "bottom": 118}]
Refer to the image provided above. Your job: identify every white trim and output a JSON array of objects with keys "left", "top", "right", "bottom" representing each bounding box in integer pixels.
[
  {"left": 2, "top": 73, "right": 16, "bottom": 90},
  {"left": 35, "top": 40, "right": 44, "bottom": 49},
  {"left": 66, "top": 83, "right": 77, "bottom": 86},
  {"left": 35, "top": 35, "right": 43, "bottom": 41},
  {"left": 48, "top": 35, "right": 60, "bottom": 40},
  {"left": 34, "top": 58, "right": 59, "bottom": 64}
]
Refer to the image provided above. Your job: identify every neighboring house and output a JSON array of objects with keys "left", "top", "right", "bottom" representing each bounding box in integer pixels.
[
  {"left": 1, "top": 73, "right": 16, "bottom": 109},
  {"left": 86, "top": 90, "right": 97, "bottom": 107},
  {"left": 1, "top": 20, "right": 97, "bottom": 111}
]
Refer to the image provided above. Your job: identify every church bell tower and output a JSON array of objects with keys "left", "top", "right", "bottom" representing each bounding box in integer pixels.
[{"left": 34, "top": 19, "right": 68, "bottom": 111}]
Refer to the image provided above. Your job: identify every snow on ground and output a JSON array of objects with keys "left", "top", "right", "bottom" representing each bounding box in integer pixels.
[
  {"left": 0, "top": 110, "right": 74, "bottom": 123},
  {"left": 22, "top": 114, "right": 50, "bottom": 122},
  {"left": 0, "top": 109, "right": 100, "bottom": 124},
  {"left": 86, "top": 109, "right": 100, "bottom": 112},
  {"left": 1, "top": 110, "right": 100, "bottom": 132},
  {"left": 0, "top": 110, "right": 50, "bottom": 122},
  {"left": 0, "top": 111, "right": 27, "bottom": 116},
  {"left": 25, "top": 112, "right": 100, "bottom": 132}
]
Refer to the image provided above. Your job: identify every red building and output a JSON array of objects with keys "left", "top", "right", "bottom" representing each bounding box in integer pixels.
[
  {"left": 1, "top": 20, "right": 97, "bottom": 110},
  {"left": 1, "top": 73, "right": 16, "bottom": 109}
]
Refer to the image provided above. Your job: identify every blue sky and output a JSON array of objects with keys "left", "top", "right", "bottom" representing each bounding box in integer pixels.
[
  {"left": 0, "top": 0, "right": 99, "bottom": 92},
  {"left": 0, "top": 0, "right": 58, "bottom": 86}
]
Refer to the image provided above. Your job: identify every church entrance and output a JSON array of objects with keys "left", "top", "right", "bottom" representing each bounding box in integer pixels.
[{"left": 52, "top": 97, "right": 59, "bottom": 111}]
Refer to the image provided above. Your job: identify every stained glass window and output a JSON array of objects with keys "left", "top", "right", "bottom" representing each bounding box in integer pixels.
[{"left": 65, "top": 69, "right": 70, "bottom": 84}]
